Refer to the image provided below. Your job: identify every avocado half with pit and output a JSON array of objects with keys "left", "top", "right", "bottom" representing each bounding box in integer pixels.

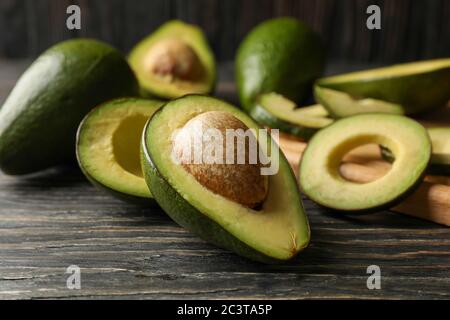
[
  {"left": 236, "top": 17, "right": 325, "bottom": 112},
  {"left": 316, "top": 58, "right": 450, "bottom": 117},
  {"left": 250, "top": 92, "right": 333, "bottom": 140},
  {"left": 381, "top": 127, "right": 450, "bottom": 175},
  {"left": 141, "top": 95, "right": 310, "bottom": 263},
  {"left": 299, "top": 114, "right": 431, "bottom": 213},
  {"left": 129, "top": 20, "right": 216, "bottom": 99},
  {"left": 77, "top": 98, "right": 163, "bottom": 203},
  {"left": 0, "top": 39, "right": 138, "bottom": 175}
]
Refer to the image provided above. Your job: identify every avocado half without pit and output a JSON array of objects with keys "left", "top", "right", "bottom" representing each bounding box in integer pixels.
[
  {"left": 76, "top": 98, "right": 163, "bottom": 203},
  {"left": 250, "top": 92, "right": 333, "bottom": 140},
  {"left": 141, "top": 95, "right": 310, "bottom": 263},
  {"left": 316, "top": 58, "right": 450, "bottom": 117},
  {"left": 129, "top": 20, "right": 216, "bottom": 99},
  {"left": 299, "top": 114, "right": 431, "bottom": 213}
]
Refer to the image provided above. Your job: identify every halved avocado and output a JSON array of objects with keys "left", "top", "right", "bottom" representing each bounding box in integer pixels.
[
  {"left": 250, "top": 92, "right": 333, "bottom": 140},
  {"left": 316, "top": 58, "right": 450, "bottom": 115},
  {"left": 299, "top": 114, "right": 431, "bottom": 213},
  {"left": 129, "top": 20, "right": 216, "bottom": 99},
  {"left": 381, "top": 127, "right": 450, "bottom": 175},
  {"left": 76, "top": 98, "right": 163, "bottom": 203},
  {"left": 141, "top": 95, "right": 310, "bottom": 263},
  {"left": 315, "top": 86, "right": 404, "bottom": 118}
]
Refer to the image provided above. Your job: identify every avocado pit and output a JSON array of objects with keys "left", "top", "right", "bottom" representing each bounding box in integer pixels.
[
  {"left": 172, "top": 111, "right": 268, "bottom": 208},
  {"left": 144, "top": 39, "right": 203, "bottom": 82}
]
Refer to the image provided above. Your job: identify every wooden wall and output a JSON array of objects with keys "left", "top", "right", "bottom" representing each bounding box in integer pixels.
[{"left": 0, "top": 0, "right": 449, "bottom": 62}]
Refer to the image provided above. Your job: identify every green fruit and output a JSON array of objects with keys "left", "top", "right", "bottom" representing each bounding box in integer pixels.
[
  {"left": 236, "top": 17, "right": 325, "bottom": 112},
  {"left": 315, "top": 86, "right": 404, "bottom": 118},
  {"left": 129, "top": 20, "right": 216, "bottom": 99},
  {"left": 299, "top": 114, "right": 431, "bottom": 213},
  {"left": 250, "top": 93, "right": 333, "bottom": 140},
  {"left": 0, "top": 39, "right": 138, "bottom": 175},
  {"left": 316, "top": 58, "right": 450, "bottom": 116},
  {"left": 141, "top": 95, "right": 310, "bottom": 263},
  {"left": 381, "top": 127, "right": 450, "bottom": 175},
  {"left": 76, "top": 98, "right": 163, "bottom": 204}
]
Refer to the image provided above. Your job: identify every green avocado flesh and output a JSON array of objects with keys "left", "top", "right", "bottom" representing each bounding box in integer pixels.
[
  {"left": 315, "top": 87, "right": 404, "bottom": 118},
  {"left": 141, "top": 95, "right": 310, "bottom": 262},
  {"left": 382, "top": 127, "right": 450, "bottom": 175},
  {"left": 316, "top": 58, "right": 450, "bottom": 115},
  {"left": 250, "top": 92, "right": 333, "bottom": 140},
  {"left": 0, "top": 39, "right": 138, "bottom": 175},
  {"left": 299, "top": 114, "right": 431, "bottom": 213},
  {"left": 77, "top": 98, "right": 163, "bottom": 202},
  {"left": 236, "top": 17, "right": 325, "bottom": 112},
  {"left": 129, "top": 20, "right": 216, "bottom": 99}
]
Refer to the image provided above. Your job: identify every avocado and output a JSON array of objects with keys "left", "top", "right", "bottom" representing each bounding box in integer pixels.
[
  {"left": 129, "top": 20, "right": 216, "bottom": 99},
  {"left": 315, "top": 86, "right": 404, "bottom": 118},
  {"left": 316, "top": 58, "right": 450, "bottom": 116},
  {"left": 141, "top": 95, "right": 310, "bottom": 263},
  {"left": 236, "top": 17, "right": 325, "bottom": 112},
  {"left": 0, "top": 39, "right": 138, "bottom": 175},
  {"left": 299, "top": 114, "right": 431, "bottom": 213},
  {"left": 76, "top": 98, "right": 163, "bottom": 203},
  {"left": 381, "top": 127, "right": 450, "bottom": 175},
  {"left": 250, "top": 92, "right": 333, "bottom": 140}
]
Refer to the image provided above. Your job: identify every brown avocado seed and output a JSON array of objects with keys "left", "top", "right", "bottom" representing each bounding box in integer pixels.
[
  {"left": 144, "top": 38, "right": 203, "bottom": 82},
  {"left": 172, "top": 111, "right": 269, "bottom": 209}
]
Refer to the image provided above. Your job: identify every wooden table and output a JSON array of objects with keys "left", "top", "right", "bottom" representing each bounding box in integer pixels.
[{"left": 0, "top": 60, "right": 449, "bottom": 299}]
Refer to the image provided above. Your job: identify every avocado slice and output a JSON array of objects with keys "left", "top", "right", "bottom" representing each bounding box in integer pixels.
[
  {"left": 250, "top": 92, "right": 333, "bottom": 140},
  {"left": 141, "top": 95, "right": 310, "bottom": 263},
  {"left": 76, "top": 98, "right": 163, "bottom": 203},
  {"left": 129, "top": 20, "right": 216, "bottom": 99},
  {"left": 316, "top": 58, "right": 450, "bottom": 115},
  {"left": 299, "top": 114, "right": 431, "bottom": 213},
  {"left": 381, "top": 127, "right": 450, "bottom": 175},
  {"left": 0, "top": 39, "right": 138, "bottom": 175},
  {"left": 236, "top": 17, "right": 325, "bottom": 112},
  {"left": 315, "top": 86, "right": 404, "bottom": 118}
]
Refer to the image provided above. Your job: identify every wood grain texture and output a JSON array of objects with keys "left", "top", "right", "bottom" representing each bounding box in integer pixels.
[
  {"left": 1, "top": 0, "right": 450, "bottom": 63},
  {"left": 0, "top": 61, "right": 450, "bottom": 299}
]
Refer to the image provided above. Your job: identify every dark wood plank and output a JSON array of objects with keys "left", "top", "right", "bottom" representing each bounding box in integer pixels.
[{"left": 1, "top": 0, "right": 450, "bottom": 63}]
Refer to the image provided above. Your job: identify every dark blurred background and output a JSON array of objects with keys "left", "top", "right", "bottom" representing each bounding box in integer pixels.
[{"left": 0, "top": 0, "right": 450, "bottom": 63}]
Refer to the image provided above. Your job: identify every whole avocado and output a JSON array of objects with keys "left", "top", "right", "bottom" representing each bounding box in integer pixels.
[
  {"left": 0, "top": 39, "right": 138, "bottom": 175},
  {"left": 236, "top": 17, "right": 325, "bottom": 112}
]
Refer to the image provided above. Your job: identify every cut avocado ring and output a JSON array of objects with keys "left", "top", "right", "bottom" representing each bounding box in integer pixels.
[
  {"left": 129, "top": 20, "right": 216, "bottom": 99},
  {"left": 76, "top": 98, "right": 163, "bottom": 203},
  {"left": 299, "top": 114, "right": 431, "bottom": 213},
  {"left": 141, "top": 95, "right": 310, "bottom": 263},
  {"left": 316, "top": 58, "right": 450, "bottom": 116},
  {"left": 381, "top": 127, "right": 450, "bottom": 175},
  {"left": 250, "top": 92, "right": 333, "bottom": 140}
]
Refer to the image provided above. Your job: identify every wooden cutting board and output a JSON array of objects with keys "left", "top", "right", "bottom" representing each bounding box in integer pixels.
[{"left": 276, "top": 105, "right": 450, "bottom": 227}]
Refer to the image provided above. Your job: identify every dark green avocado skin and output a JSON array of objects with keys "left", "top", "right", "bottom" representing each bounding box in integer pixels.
[
  {"left": 0, "top": 39, "right": 138, "bottom": 175},
  {"left": 236, "top": 17, "right": 325, "bottom": 112},
  {"left": 140, "top": 117, "right": 285, "bottom": 264}
]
